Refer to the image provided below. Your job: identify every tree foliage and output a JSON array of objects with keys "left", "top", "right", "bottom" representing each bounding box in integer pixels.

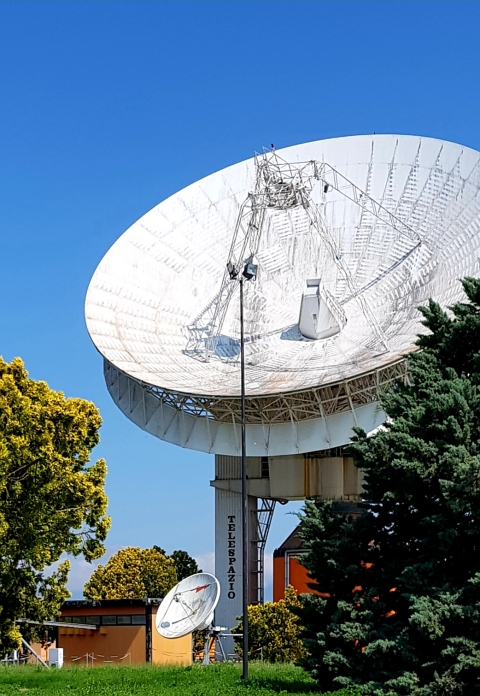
[
  {"left": 233, "top": 586, "right": 307, "bottom": 663},
  {"left": 153, "top": 546, "right": 200, "bottom": 581},
  {"left": 169, "top": 550, "right": 200, "bottom": 581},
  {"left": 84, "top": 547, "right": 177, "bottom": 599},
  {"left": 0, "top": 357, "right": 110, "bottom": 653},
  {"left": 299, "top": 278, "right": 480, "bottom": 695}
]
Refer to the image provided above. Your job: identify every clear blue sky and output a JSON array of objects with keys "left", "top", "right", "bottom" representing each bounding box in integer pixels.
[{"left": 1, "top": 0, "right": 479, "bottom": 598}]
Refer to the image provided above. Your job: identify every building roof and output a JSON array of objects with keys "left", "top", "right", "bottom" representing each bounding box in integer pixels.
[
  {"left": 61, "top": 598, "right": 163, "bottom": 610},
  {"left": 273, "top": 525, "right": 304, "bottom": 558},
  {"left": 274, "top": 503, "right": 362, "bottom": 557}
]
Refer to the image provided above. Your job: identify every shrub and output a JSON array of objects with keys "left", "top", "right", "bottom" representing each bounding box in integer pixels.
[{"left": 233, "top": 586, "right": 306, "bottom": 663}]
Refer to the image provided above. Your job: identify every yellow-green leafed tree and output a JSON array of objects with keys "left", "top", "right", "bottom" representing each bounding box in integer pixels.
[
  {"left": 84, "top": 547, "right": 177, "bottom": 600},
  {"left": 233, "top": 586, "right": 307, "bottom": 663},
  {"left": 0, "top": 357, "right": 110, "bottom": 653}
]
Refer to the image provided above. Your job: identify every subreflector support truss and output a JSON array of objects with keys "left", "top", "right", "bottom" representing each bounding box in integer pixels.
[{"left": 185, "top": 150, "right": 421, "bottom": 361}]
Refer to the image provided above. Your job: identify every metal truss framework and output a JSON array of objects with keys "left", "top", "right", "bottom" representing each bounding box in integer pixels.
[
  {"left": 185, "top": 150, "right": 420, "bottom": 362},
  {"left": 144, "top": 358, "right": 409, "bottom": 425},
  {"left": 251, "top": 499, "right": 276, "bottom": 605}
]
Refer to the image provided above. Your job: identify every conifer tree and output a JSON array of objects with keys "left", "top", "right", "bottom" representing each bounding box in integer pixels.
[
  {"left": 299, "top": 278, "right": 480, "bottom": 695},
  {"left": 169, "top": 550, "right": 200, "bottom": 581}
]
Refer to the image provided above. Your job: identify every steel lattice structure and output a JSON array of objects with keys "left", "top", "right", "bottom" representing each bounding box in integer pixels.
[
  {"left": 103, "top": 357, "right": 406, "bottom": 455},
  {"left": 143, "top": 358, "right": 408, "bottom": 424},
  {"left": 252, "top": 499, "right": 276, "bottom": 605}
]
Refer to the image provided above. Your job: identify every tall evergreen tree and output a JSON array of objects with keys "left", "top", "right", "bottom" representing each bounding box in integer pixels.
[
  {"left": 153, "top": 546, "right": 200, "bottom": 581},
  {"left": 169, "top": 550, "right": 200, "bottom": 581},
  {"left": 299, "top": 278, "right": 480, "bottom": 695}
]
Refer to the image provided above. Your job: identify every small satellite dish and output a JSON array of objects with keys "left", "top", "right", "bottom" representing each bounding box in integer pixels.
[{"left": 155, "top": 573, "right": 221, "bottom": 639}]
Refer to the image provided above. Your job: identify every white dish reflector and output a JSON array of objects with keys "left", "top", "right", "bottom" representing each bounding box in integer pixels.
[{"left": 155, "top": 572, "right": 220, "bottom": 639}]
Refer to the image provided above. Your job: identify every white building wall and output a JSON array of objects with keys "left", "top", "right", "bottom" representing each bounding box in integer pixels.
[
  {"left": 214, "top": 455, "right": 258, "bottom": 660},
  {"left": 214, "top": 488, "right": 242, "bottom": 658}
]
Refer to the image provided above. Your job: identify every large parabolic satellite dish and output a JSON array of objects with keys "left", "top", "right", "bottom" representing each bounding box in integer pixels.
[{"left": 85, "top": 135, "right": 480, "bottom": 456}]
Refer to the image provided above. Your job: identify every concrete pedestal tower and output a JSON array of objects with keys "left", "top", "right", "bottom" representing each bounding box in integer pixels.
[{"left": 212, "top": 451, "right": 364, "bottom": 655}]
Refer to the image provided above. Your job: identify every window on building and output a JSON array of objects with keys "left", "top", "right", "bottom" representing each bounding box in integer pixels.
[
  {"left": 61, "top": 613, "right": 147, "bottom": 626},
  {"left": 261, "top": 456, "right": 269, "bottom": 479}
]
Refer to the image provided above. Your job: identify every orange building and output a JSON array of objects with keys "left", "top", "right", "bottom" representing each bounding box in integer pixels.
[
  {"left": 57, "top": 599, "right": 192, "bottom": 666},
  {"left": 273, "top": 526, "right": 313, "bottom": 602},
  {"left": 273, "top": 504, "right": 361, "bottom": 602}
]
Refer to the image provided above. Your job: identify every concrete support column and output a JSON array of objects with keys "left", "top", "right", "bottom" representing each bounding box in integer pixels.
[{"left": 214, "top": 456, "right": 257, "bottom": 659}]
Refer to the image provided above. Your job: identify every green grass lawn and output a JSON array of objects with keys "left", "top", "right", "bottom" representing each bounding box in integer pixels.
[{"left": 0, "top": 663, "right": 360, "bottom": 695}]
